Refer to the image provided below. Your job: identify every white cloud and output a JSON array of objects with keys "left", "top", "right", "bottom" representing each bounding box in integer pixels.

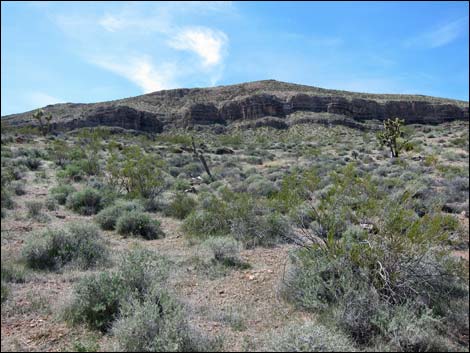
[
  {"left": 404, "top": 17, "right": 468, "bottom": 49},
  {"left": 30, "top": 92, "right": 64, "bottom": 107},
  {"left": 53, "top": 3, "right": 231, "bottom": 92},
  {"left": 91, "top": 56, "right": 177, "bottom": 93},
  {"left": 99, "top": 15, "right": 125, "bottom": 32},
  {"left": 168, "top": 27, "right": 228, "bottom": 67}
]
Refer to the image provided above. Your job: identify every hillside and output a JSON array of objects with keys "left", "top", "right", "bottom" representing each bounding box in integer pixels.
[{"left": 2, "top": 80, "right": 469, "bottom": 133}]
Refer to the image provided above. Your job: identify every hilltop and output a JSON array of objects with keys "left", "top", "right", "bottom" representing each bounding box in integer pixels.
[{"left": 2, "top": 80, "right": 469, "bottom": 133}]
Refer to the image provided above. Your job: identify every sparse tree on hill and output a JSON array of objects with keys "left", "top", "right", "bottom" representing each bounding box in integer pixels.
[
  {"left": 32, "top": 109, "right": 53, "bottom": 136},
  {"left": 377, "top": 118, "right": 411, "bottom": 158}
]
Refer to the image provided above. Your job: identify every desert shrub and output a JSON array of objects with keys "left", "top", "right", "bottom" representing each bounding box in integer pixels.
[
  {"left": 272, "top": 167, "right": 320, "bottom": 213},
  {"left": 45, "top": 197, "right": 58, "bottom": 211},
  {"left": 1, "top": 281, "right": 9, "bottom": 303},
  {"left": 64, "top": 271, "right": 125, "bottom": 331},
  {"left": 22, "top": 223, "right": 109, "bottom": 271},
  {"left": 1, "top": 262, "right": 27, "bottom": 283},
  {"left": 203, "top": 236, "right": 245, "bottom": 268},
  {"left": 117, "top": 247, "right": 171, "bottom": 298},
  {"left": 370, "top": 304, "right": 456, "bottom": 352},
  {"left": 112, "top": 289, "right": 187, "bottom": 352},
  {"left": 59, "top": 163, "right": 84, "bottom": 181},
  {"left": 333, "top": 288, "right": 384, "bottom": 344},
  {"left": 116, "top": 211, "right": 163, "bottom": 239},
  {"left": 64, "top": 248, "right": 171, "bottom": 332},
  {"left": 106, "top": 146, "right": 165, "bottom": 199},
  {"left": 246, "top": 178, "right": 278, "bottom": 197},
  {"left": 66, "top": 188, "right": 103, "bottom": 215},
  {"left": 423, "top": 154, "right": 439, "bottom": 167},
  {"left": 113, "top": 288, "right": 222, "bottom": 352},
  {"left": 443, "top": 176, "right": 469, "bottom": 204},
  {"left": 183, "top": 195, "right": 230, "bottom": 237},
  {"left": 184, "top": 191, "right": 291, "bottom": 247},
  {"left": 23, "top": 157, "right": 41, "bottom": 170},
  {"left": 261, "top": 322, "right": 355, "bottom": 352},
  {"left": 79, "top": 157, "right": 101, "bottom": 176},
  {"left": 25, "top": 201, "right": 48, "bottom": 222},
  {"left": 283, "top": 165, "right": 468, "bottom": 348},
  {"left": 11, "top": 181, "right": 26, "bottom": 195},
  {"left": 173, "top": 178, "right": 192, "bottom": 191},
  {"left": 95, "top": 200, "right": 143, "bottom": 230},
  {"left": 182, "top": 162, "right": 203, "bottom": 177},
  {"left": 165, "top": 193, "right": 197, "bottom": 219},
  {"left": 1, "top": 178, "right": 14, "bottom": 212},
  {"left": 50, "top": 184, "right": 76, "bottom": 205}
]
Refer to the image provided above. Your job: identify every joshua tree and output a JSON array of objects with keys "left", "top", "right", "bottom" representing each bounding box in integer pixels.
[
  {"left": 377, "top": 118, "right": 410, "bottom": 158},
  {"left": 32, "top": 109, "right": 53, "bottom": 136}
]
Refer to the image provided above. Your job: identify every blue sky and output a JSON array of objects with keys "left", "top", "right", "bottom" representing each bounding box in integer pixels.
[{"left": 1, "top": 1, "right": 469, "bottom": 115}]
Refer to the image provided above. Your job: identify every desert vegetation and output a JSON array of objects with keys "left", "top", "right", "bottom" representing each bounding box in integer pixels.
[{"left": 1, "top": 117, "right": 468, "bottom": 351}]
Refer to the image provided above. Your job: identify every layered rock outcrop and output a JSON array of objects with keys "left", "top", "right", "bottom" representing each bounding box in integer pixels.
[
  {"left": 50, "top": 106, "right": 164, "bottom": 133},
  {"left": 2, "top": 80, "right": 468, "bottom": 133}
]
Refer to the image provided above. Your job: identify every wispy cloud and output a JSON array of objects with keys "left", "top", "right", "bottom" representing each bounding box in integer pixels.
[
  {"left": 168, "top": 27, "right": 228, "bottom": 67},
  {"left": 404, "top": 17, "right": 468, "bottom": 49},
  {"left": 91, "top": 56, "right": 177, "bottom": 93},
  {"left": 52, "top": 3, "right": 231, "bottom": 91}
]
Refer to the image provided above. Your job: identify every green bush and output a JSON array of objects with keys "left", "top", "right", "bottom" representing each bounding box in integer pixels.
[
  {"left": 165, "top": 193, "right": 197, "bottom": 219},
  {"left": 50, "top": 184, "right": 76, "bottom": 205},
  {"left": 246, "top": 178, "right": 278, "bottom": 197},
  {"left": 22, "top": 223, "right": 109, "bottom": 271},
  {"left": 380, "top": 305, "right": 455, "bottom": 352},
  {"left": 183, "top": 191, "right": 291, "bottom": 247},
  {"left": 117, "top": 247, "right": 171, "bottom": 297},
  {"left": 282, "top": 165, "right": 468, "bottom": 348},
  {"left": 64, "top": 248, "right": 171, "bottom": 332},
  {"left": 106, "top": 146, "right": 165, "bottom": 199},
  {"left": 95, "top": 200, "right": 143, "bottom": 230},
  {"left": 60, "top": 163, "right": 84, "bottom": 181},
  {"left": 116, "top": 211, "right": 163, "bottom": 239},
  {"left": 112, "top": 289, "right": 187, "bottom": 352},
  {"left": 26, "top": 201, "right": 45, "bottom": 220},
  {"left": 1, "top": 262, "right": 27, "bottom": 283},
  {"left": 23, "top": 157, "right": 41, "bottom": 170},
  {"left": 64, "top": 271, "right": 124, "bottom": 332},
  {"left": 66, "top": 188, "right": 103, "bottom": 215},
  {"left": 45, "top": 197, "right": 58, "bottom": 211}
]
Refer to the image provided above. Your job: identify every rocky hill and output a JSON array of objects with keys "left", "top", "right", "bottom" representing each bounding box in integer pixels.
[{"left": 2, "top": 80, "right": 469, "bottom": 133}]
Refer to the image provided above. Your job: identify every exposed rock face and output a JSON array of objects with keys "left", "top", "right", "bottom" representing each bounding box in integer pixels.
[
  {"left": 287, "top": 93, "right": 469, "bottom": 123},
  {"left": 183, "top": 103, "right": 221, "bottom": 126},
  {"left": 235, "top": 117, "right": 289, "bottom": 130},
  {"left": 50, "top": 106, "right": 164, "bottom": 133},
  {"left": 2, "top": 80, "right": 468, "bottom": 133}
]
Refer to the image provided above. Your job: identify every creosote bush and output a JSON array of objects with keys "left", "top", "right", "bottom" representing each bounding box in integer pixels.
[
  {"left": 165, "top": 192, "right": 197, "bottom": 219},
  {"left": 282, "top": 164, "right": 468, "bottom": 349},
  {"left": 50, "top": 184, "right": 76, "bottom": 205},
  {"left": 95, "top": 200, "right": 143, "bottom": 230},
  {"left": 66, "top": 187, "right": 103, "bottom": 215},
  {"left": 22, "top": 223, "right": 109, "bottom": 271},
  {"left": 115, "top": 211, "right": 163, "bottom": 240},
  {"left": 183, "top": 190, "right": 291, "bottom": 248}
]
